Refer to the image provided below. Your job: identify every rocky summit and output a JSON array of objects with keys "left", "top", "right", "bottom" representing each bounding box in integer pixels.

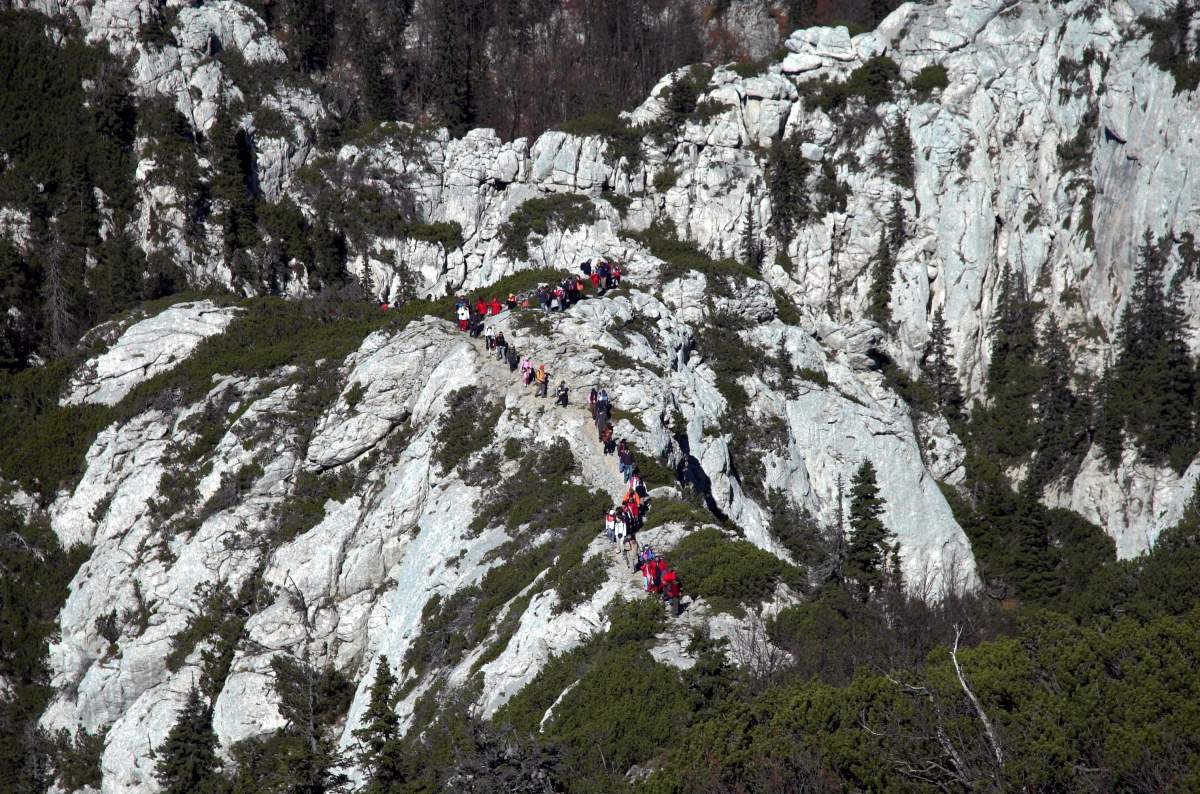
[{"left": 3, "top": 0, "right": 1200, "bottom": 791}]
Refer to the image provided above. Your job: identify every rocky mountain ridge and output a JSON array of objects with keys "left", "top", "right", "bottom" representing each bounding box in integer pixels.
[{"left": 4, "top": 0, "right": 1200, "bottom": 790}]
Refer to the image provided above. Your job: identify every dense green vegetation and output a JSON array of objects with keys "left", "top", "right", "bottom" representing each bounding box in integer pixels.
[{"left": 500, "top": 194, "right": 598, "bottom": 260}]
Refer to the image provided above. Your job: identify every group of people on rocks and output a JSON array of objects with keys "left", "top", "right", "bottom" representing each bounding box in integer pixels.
[
  {"left": 589, "top": 387, "right": 686, "bottom": 617},
  {"left": 452, "top": 264, "right": 683, "bottom": 617},
  {"left": 636, "top": 546, "right": 683, "bottom": 617}
]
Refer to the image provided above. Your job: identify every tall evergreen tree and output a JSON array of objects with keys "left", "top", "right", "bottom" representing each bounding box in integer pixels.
[
  {"left": 740, "top": 189, "right": 764, "bottom": 271},
  {"left": 353, "top": 656, "right": 405, "bottom": 793},
  {"left": 155, "top": 685, "right": 224, "bottom": 794},
  {"left": 921, "top": 307, "right": 965, "bottom": 421},
  {"left": 1026, "top": 315, "right": 1086, "bottom": 495},
  {"left": 845, "top": 461, "right": 893, "bottom": 600},
  {"left": 269, "top": 653, "right": 352, "bottom": 794},
  {"left": 981, "top": 265, "right": 1041, "bottom": 460},
  {"left": 1101, "top": 233, "right": 1200, "bottom": 471},
  {"left": 866, "top": 232, "right": 894, "bottom": 328}
]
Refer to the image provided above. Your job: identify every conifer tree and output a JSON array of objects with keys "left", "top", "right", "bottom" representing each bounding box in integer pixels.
[
  {"left": 1027, "top": 315, "right": 1084, "bottom": 494},
  {"left": 921, "top": 307, "right": 965, "bottom": 421},
  {"left": 866, "top": 232, "right": 894, "bottom": 328},
  {"left": 1101, "top": 233, "right": 1199, "bottom": 471},
  {"left": 886, "top": 122, "right": 915, "bottom": 187},
  {"left": 982, "top": 266, "right": 1041, "bottom": 460},
  {"left": 353, "top": 656, "right": 406, "bottom": 793},
  {"left": 269, "top": 653, "right": 351, "bottom": 794},
  {"left": 740, "top": 190, "right": 763, "bottom": 271},
  {"left": 886, "top": 194, "right": 907, "bottom": 251},
  {"left": 155, "top": 685, "right": 224, "bottom": 794},
  {"left": 845, "top": 461, "right": 893, "bottom": 600}
]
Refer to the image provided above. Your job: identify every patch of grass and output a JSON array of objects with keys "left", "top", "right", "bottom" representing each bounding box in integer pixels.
[
  {"left": 500, "top": 194, "right": 598, "bottom": 260},
  {"left": 671, "top": 526, "right": 805, "bottom": 614}
]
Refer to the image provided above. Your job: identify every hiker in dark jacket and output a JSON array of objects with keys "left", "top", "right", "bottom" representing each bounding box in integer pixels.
[
  {"left": 556, "top": 381, "right": 569, "bottom": 406},
  {"left": 618, "top": 446, "right": 634, "bottom": 482}
]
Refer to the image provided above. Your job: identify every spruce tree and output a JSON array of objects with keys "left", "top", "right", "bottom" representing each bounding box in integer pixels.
[
  {"left": 1101, "top": 233, "right": 1200, "bottom": 471},
  {"left": 740, "top": 190, "right": 764, "bottom": 271},
  {"left": 845, "top": 461, "right": 893, "bottom": 600},
  {"left": 982, "top": 266, "right": 1041, "bottom": 460},
  {"left": 155, "top": 685, "right": 224, "bottom": 794},
  {"left": 921, "top": 307, "right": 965, "bottom": 421},
  {"left": 353, "top": 656, "right": 405, "bottom": 793},
  {"left": 1027, "top": 315, "right": 1084, "bottom": 495},
  {"left": 866, "top": 232, "right": 894, "bottom": 328}
]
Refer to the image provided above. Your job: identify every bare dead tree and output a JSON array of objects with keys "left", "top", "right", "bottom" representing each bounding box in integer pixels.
[
  {"left": 950, "top": 624, "right": 1004, "bottom": 769},
  {"left": 41, "top": 230, "right": 75, "bottom": 359}
]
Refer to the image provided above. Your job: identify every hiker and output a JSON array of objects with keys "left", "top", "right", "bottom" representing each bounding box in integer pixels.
[
  {"left": 556, "top": 381, "right": 569, "bottom": 407},
  {"left": 495, "top": 331, "right": 508, "bottom": 360},
  {"left": 484, "top": 324, "right": 496, "bottom": 350},
  {"left": 661, "top": 567, "right": 682, "bottom": 616},
  {"left": 475, "top": 297, "right": 487, "bottom": 317},
  {"left": 456, "top": 303, "right": 470, "bottom": 331},
  {"left": 581, "top": 260, "right": 592, "bottom": 276},
  {"left": 490, "top": 296, "right": 502, "bottom": 315},
  {"left": 604, "top": 510, "right": 617, "bottom": 543},
  {"left": 618, "top": 444, "right": 634, "bottom": 482},
  {"left": 612, "top": 262, "right": 623, "bottom": 286},
  {"left": 622, "top": 524, "right": 638, "bottom": 563},
  {"left": 535, "top": 364, "right": 548, "bottom": 397},
  {"left": 628, "top": 469, "right": 647, "bottom": 499},
  {"left": 506, "top": 293, "right": 518, "bottom": 310},
  {"left": 602, "top": 423, "right": 615, "bottom": 455},
  {"left": 470, "top": 313, "right": 484, "bottom": 338},
  {"left": 588, "top": 387, "right": 598, "bottom": 418},
  {"left": 597, "top": 388, "right": 610, "bottom": 415},
  {"left": 520, "top": 356, "right": 533, "bottom": 385}
]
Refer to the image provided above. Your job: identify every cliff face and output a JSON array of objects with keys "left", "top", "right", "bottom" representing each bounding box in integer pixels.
[{"left": 6, "top": 0, "right": 1200, "bottom": 789}]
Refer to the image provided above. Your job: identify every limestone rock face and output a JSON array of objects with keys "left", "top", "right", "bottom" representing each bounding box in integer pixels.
[
  {"left": 62, "top": 301, "right": 240, "bottom": 407},
  {"left": 20, "top": 0, "right": 1200, "bottom": 787}
]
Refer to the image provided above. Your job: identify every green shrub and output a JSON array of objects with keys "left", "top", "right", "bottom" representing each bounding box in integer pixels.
[
  {"left": 1143, "top": 6, "right": 1200, "bottom": 93},
  {"left": 671, "top": 527, "right": 805, "bottom": 613},
  {"left": 911, "top": 63, "right": 949, "bottom": 95},
  {"left": 801, "top": 55, "right": 902, "bottom": 113},
  {"left": 652, "top": 164, "right": 680, "bottom": 192},
  {"left": 433, "top": 386, "right": 503, "bottom": 473},
  {"left": 641, "top": 499, "right": 712, "bottom": 531},
  {"left": 550, "top": 646, "right": 690, "bottom": 778},
  {"left": 558, "top": 109, "right": 646, "bottom": 168},
  {"left": 273, "top": 466, "right": 356, "bottom": 546},
  {"left": 629, "top": 220, "right": 758, "bottom": 289},
  {"left": 601, "top": 191, "right": 633, "bottom": 217},
  {"left": 500, "top": 194, "right": 598, "bottom": 260},
  {"left": 398, "top": 220, "right": 464, "bottom": 249}
]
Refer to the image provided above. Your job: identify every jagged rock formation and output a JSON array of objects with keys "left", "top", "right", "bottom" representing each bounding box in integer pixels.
[{"left": 7, "top": 0, "right": 1200, "bottom": 789}]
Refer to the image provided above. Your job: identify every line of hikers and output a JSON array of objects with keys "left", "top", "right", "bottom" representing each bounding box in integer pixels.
[
  {"left": 589, "top": 387, "right": 685, "bottom": 617},
  {"left": 452, "top": 262, "right": 683, "bottom": 616}
]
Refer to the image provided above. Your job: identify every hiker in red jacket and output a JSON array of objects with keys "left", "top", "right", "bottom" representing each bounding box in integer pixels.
[
  {"left": 475, "top": 298, "right": 487, "bottom": 317},
  {"left": 661, "top": 568, "right": 682, "bottom": 616},
  {"left": 490, "top": 297, "right": 502, "bottom": 315}
]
